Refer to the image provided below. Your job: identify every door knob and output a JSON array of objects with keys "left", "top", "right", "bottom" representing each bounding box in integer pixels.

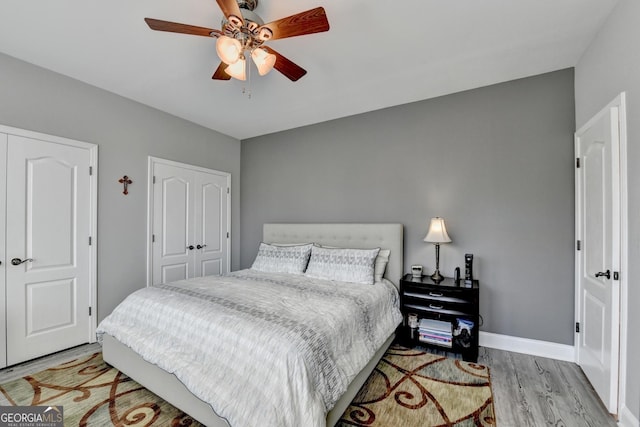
[
  {"left": 196, "top": 244, "right": 207, "bottom": 249},
  {"left": 11, "top": 258, "right": 33, "bottom": 266},
  {"left": 187, "top": 245, "right": 195, "bottom": 250},
  {"left": 595, "top": 270, "right": 611, "bottom": 279}
]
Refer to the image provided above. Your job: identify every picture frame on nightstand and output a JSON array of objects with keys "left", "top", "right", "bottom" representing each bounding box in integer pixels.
[{"left": 411, "top": 265, "right": 423, "bottom": 278}]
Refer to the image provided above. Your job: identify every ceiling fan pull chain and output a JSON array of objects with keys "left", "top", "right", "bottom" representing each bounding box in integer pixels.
[{"left": 244, "top": 56, "right": 252, "bottom": 99}]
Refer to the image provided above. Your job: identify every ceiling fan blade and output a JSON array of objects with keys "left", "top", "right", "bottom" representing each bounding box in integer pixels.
[
  {"left": 215, "top": 0, "right": 244, "bottom": 23},
  {"left": 262, "top": 46, "right": 307, "bottom": 82},
  {"left": 144, "top": 18, "right": 219, "bottom": 37},
  {"left": 212, "top": 62, "right": 232, "bottom": 80},
  {"left": 262, "top": 7, "right": 329, "bottom": 41}
]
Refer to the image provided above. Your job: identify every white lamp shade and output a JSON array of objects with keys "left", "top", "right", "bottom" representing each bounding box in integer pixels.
[
  {"left": 424, "top": 217, "right": 451, "bottom": 243},
  {"left": 251, "top": 48, "right": 276, "bottom": 76},
  {"left": 216, "top": 36, "right": 242, "bottom": 64},
  {"left": 225, "top": 56, "right": 246, "bottom": 80}
]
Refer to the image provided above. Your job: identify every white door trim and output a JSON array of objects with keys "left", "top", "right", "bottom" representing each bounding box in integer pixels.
[
  {"left": 615, "top": 92, "right": 629, "bottom": 421},
  {"left": 0, "top": 124, "right": 98, "bottom": 344},
  {"left": 0, "top": 133, "right": 7, "bottom": 367},
  {"left": 146, "top": 156, "right": 231, "bottom": 286},
  {"left": 574, "top": 92, "right": 628, "bottom": 416}
]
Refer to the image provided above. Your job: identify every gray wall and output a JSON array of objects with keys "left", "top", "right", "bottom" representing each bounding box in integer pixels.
[
  {"left": 241, "top": 69, "right": 576, "bottom": 345},
  {"left": 0, "top": 52, "right": 241, "bottom": 322},
  {"left": 575, "top": 0, "right": 639, "bottom": 419}
]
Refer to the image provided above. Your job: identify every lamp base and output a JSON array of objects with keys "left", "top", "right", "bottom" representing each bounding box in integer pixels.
[{"left": 430, "top": 270, "right": 444, "bottom": 283}]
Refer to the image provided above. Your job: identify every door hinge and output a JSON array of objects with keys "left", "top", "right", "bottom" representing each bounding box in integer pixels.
[
  {"left": 227, "top": 187, "right": 230, "bottom": 194},
  {"left": 227, "top": 232, "right": 230, "bottom": 238},
  {"left": 89, "top": 236, "right": 92, "bottom": 246},
  {"left": 613, "top": 271, "right": 619, "bottom": 280},
  {"left": 575, "top": 322, "right": 580, "bottom": 333},
  {"left": 576, "top": 157, "right": 580, "bottom": 168},
  {"left": 89, "top": 166, "right": 93, "bottom": 176},
  {"left": 89, "top": 307, "right": 92, "bottom": 316},
  {"left": 153, "top": 175, "right": 156, "bottom": 184},
  {"left": 152, "top": 234, "right": 155, "bottom": 243},
  {"left": 576, "top": 240, "right": 581, "bottom": 251}
]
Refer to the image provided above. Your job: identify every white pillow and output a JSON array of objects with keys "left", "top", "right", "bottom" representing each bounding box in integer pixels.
[
  {"left": 251, "top": 242, "right": 313, "bottom": 274},
  {"left": 316, "top": 244, "right": 390, "bottom": 283},
  {"left": 374, "top": 249, "right": 391, "bottom": 282},
  {"left": 305, "top": 246, "right": 380, "bottom": 285}
]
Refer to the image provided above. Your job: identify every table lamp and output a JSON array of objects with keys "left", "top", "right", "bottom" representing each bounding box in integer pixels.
[{"left": 424, "top": 217, "right": 451, "bottom": 282}]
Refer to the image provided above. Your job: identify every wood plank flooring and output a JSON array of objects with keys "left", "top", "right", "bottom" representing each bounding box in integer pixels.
[
  {"left": 478, "top": 346, "right": 617, "bottom": 426},
  {"left": 0, "top": 344, "right": 617, "bottom": 426}
]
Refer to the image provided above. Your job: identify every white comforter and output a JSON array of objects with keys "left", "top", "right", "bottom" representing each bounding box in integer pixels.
[{"left": 96, "top": 269, "right": 402, "bottom": 427}]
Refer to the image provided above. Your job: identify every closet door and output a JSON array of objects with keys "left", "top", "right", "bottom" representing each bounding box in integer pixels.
[
  {"left": 194, "top": 172, "right": 229, "bottom": 277},
  {"left": 150, "top": 158, "right": 230, "bottom": 285},
  {"left": 5, "top": 134, "right": 94, "bottom": 365},
  {"left": 152, "top": 162, "right": 195, "bottom": 284}
]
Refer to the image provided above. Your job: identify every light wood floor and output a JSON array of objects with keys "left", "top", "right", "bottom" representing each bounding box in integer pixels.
[
  {"left": 478, "top": 346, "right": 617, "bottom": 426},
  {"left": 0, "top": 343, "right": 618, "bottom": 426}
]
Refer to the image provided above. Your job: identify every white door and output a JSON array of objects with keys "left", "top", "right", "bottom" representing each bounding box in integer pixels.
[
  {"left": 575, "top": 101, "right": 621, "bottom": 414},
  {"left": 150, "top": 158, "right": 230, "bottom": 285},
  {"left": 193, "top": 172, "right": 229, "bottom": 277},
  {"left": 152, "top": 162, "right": 193, "bottom": 284},
  {"left": 5, "top": 133, "right": 95, "bottom": 366}
]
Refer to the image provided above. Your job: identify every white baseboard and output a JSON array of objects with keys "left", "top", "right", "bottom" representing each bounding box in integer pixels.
[
  {"left": 618, "top": 405, "right": 640, "bottom": 427},
  {"left": 479, "top": 331, "right": 575, "bottom": 362}
]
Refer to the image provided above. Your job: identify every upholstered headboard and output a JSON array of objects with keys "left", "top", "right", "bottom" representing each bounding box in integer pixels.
[{"left": 263, "top": 223, "right": 404, "bottom": 288}]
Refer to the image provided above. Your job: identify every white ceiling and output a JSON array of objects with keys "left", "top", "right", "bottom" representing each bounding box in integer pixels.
[{"left": 0, "top": 0, "right": 617, "bottom": 140}]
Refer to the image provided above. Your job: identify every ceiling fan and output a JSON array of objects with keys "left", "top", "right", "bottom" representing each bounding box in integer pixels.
[{"left": 145, "top": 0, "right": 330, "bottom": 82}]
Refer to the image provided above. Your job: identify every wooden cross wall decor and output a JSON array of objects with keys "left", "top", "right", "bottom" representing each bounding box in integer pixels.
[{"left": 118, "top": 175, "right": 132, "bottom": 195}]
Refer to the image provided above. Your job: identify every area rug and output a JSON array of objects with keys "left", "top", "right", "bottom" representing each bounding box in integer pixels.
[
  {"left": 0, "top": 352, "right": 203, "bottom": 426},
  {"left": 0, "top": 345, "right": 495, "bottom": 426},
  {"left": 337, "top": 345, "right": 496, "bottom": 426}
]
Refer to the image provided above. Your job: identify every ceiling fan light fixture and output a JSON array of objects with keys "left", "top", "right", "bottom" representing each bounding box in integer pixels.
[
  {"left": 251, "top": 48, "right": 276, "bottom": 76},
  {"left": 225, "top": 56, "right": 247, "bottom": 80},
  {"left": 227, "top": 15, "right": 243, "bottom": 28},
  {"left": 256, "top": 27, "right": 273, "bottom": 42},
  {"left": 216, "top": 36, "right": 242, "bottom": 64}
]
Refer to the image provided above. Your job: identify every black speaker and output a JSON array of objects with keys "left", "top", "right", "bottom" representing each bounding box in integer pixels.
[{"left": 464, "top": 254, "right": 473, "bottom": 281}]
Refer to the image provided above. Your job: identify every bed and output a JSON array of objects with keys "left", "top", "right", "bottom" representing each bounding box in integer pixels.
[{"left": 99, "top": 223, "right": 403, "bottom": 427}]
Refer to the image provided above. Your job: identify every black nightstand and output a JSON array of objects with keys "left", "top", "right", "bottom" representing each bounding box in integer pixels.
[{"left": 398, "top": 274, "right": 479, "bottom": 362}]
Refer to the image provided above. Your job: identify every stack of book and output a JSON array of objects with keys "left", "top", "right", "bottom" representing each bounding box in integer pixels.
[{"left": 418, "top": 318, "right": 452, "bottom": 348}]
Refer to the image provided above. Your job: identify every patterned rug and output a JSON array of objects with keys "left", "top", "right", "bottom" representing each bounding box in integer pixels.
[
  {"left": 0, "top": 345, "right": 495, "bottom": 426},
  {"left": 337, "top": 345, "right": 495, "bottom": 426},
  {"left": 0, "top": 352, "right": 201, "bottom": 426}
]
